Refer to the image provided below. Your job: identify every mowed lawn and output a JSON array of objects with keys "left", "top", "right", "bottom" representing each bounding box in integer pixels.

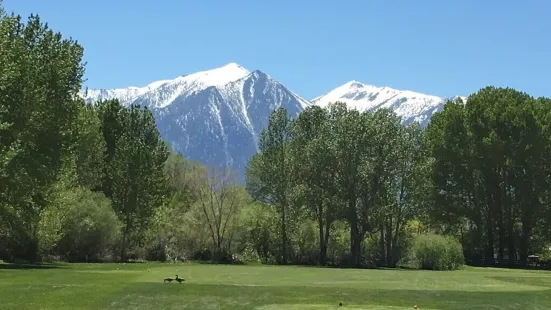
[{"left": 1, "top": 262, "right": 551, "bottom": 310}]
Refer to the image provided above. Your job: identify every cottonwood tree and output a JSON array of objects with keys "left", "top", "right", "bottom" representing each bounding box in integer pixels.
[
  {"left": 0, "top": 11, "right": 85, "bottom": 260},
  {"left": 426, "top": 88, "right": 551, "bottom": 266},
  {"left": 290, "top": 105, "right": 337, "bottom": 265},
  {"left": 247, "top": 107, "right": 294, "bottom": 264},
  {"left": 96, "top": 99, "right": 126, "bottom": 199},
  {"left": 325, "top": 102, "right": 371, "bottom": 266},
  {"left": 72, "top": 101, "right": 106, "bottom": 190},
  {"left": 370, "top": 113, "right": 428, "bottom": 266},
  {"left": 106, "top": 104, "right": 169, "bottom": 261}
]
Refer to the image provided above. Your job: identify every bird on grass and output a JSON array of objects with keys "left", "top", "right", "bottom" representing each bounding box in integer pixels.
[
  {"left": 413, "top": 305, "right": 418, "bottom": 309},
  {"left": 175, "top": 275, "right": 185, "bottom": 283},
  {"left": 163, "top": 277, "right": 174, "bottom": 283},
  {"left": 339, "top": 302, "right": 343, "bottom": 306}
]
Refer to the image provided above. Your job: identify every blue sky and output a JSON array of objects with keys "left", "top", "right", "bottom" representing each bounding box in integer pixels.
[{"left": 4, "top": 0, "right": 551, "bottom": 99}]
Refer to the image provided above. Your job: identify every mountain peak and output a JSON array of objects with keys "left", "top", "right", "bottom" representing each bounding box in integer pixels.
[
  {"left": 220, "top": 62, "right": 247, "bottom": 70},
  {"left": 180, "top": 63, "right": 250, "bottom": 88},
  {"left": 249, "top": 69, "right": 271, "bottom": 80},
  {"left": 345, "top": 80, "right": 366, "bottom": 88},
  {"left": 312, "top": 80, "right": 447, "bottom": 126}
]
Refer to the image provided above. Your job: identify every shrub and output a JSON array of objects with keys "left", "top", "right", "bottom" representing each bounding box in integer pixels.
[
  {"left": 55, "top": 189, "right": 121, "bottom": 262},
  {"left": 399, "top": 233, "right": 464, "bottom": 271},
  {"left": 361, "top": 234, "right": 380, "bottom": 268},
  {"left": 326, "top": 221, "right": 350, "bottom": 266},
  {"left": 292, "top": 219, "right": 319, "bottom": 265},
  {"left": 240, "top": 202, "right": 279, "bottom": 264}
]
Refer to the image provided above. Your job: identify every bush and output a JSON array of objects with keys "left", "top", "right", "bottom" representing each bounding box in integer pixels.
[
  {"left": 240, "top": 202, "right": 279, "bottom": 264},
  {"left": 292, "top": 219, "right": 319, "bottom": 265},
  {"left": 326, "top": 221, "right": 350, "bottom": 266},
  {"left": 399, "top": 233, "right": 464, "bottom": 271},
  {"left": 55, "top": 189, "right": 121, "bottom": 262},
  {"left": 361, "top": 234, "right": 380, "bottom": 268}
]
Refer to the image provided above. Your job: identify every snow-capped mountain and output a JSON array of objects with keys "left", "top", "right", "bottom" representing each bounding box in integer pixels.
[
  {"left": 83, "top": 63, "right": 309, "bottom": 177},
  {"left": 312, "top": 80, "right": 466, "bottom": 127},
  {"left": 83, "top": 63, "right": 464, "bottom": 177},
  {"left": 85, "top": 63, "right": 253, "bottom": 109}
]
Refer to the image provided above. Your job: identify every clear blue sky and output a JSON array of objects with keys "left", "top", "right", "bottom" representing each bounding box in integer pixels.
[{"left": 4, "top": 0, "right": 551, "bottom": 99}]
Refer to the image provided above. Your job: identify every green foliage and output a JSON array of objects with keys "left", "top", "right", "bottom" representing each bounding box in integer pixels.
[
  {"left": 426, "top": 88, "right": 551, "bottom": 266},
  {"left": 98, "top": 102, "right": 169, "bottom": 260},
  {"left": 3, "top": 4, "right": 551, "bottom": 271},
  {"left": 248, "top": 102, "right": 432, "bottom": 268},
  {"left": 72, "top": 102, "right": 106, "bottom": 190},
  {"left": 36, "top": 163, "right": 79, "bottom": 258},
  {"left": 55, "top": 189, "right": 120, "bottom": 262},
  {"left": 0, "top": 11, "right": 85, "bottom": 261},
  {"left": 400, "top": 233, "right": 464, "bottom": 271},
  {"left": 248, "top": 107, "right": 295, "bottom": 264},
  {"left": 292, "top": 219, "right": 319, "bottom": 264},
  {"left": 326, "top": 221, "right": 350, "bottom": 266},
  {"left": 240, "top": 201, "right": 279, "bottom": 263}
]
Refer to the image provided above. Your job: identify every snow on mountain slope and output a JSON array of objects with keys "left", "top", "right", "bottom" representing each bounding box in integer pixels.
[
  {"left": 83, "top": 63, "right": 463, "bottom": 178},
  {"left": 83, "top": 63, "right": 308, "bottom": 177},
  {"left": 154, "top": 69, "right": 309, "bottom": 175},
  {"left": 312, "top": 80, "right": 464, "bottom": 126},
  {"left": 84, "top": 63, "right": 250, "bottom": 108}
]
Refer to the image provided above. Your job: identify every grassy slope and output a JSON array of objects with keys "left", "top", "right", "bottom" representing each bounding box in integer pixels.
[{"left": 1, "top": 263, "right": 550, "bottom": 310}]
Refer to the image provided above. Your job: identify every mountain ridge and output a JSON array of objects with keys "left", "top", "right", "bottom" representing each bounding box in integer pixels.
[
  {"left": 82, "top": 63, "right": 464, "bottom": 176},
  {"left": 311, "top": 80, "right": 465, "bottom": 126}
]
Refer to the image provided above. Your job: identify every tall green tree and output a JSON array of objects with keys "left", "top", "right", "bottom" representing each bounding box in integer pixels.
[
  {"left": 72, "top": 101, "right": 106, "bottom": 190},
  {"left": 0, "top": 11, "right": 84, "bottom": 260},
  {"left": 96, "top": 99, "right": 126, "bottom": 199},
  {"left": 369, "top": 112, "right": 428, "bottom": 267},
  {"left": 247, "top": 107, "right": 293, "bottom": 264},
  {"left": 427, "top": 88, "right": 551, "bottom": 266},
  {"left": 290, "top": 105, "right": 336, "bottom": 265},
  {"left": 106, "top": 104, "right": 169, "bottom": 261},
  {"left": 325, "top": 102, "right": 368, "bottom": 266}
]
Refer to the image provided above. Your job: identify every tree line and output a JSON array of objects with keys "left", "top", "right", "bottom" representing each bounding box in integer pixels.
[
  {"left": 1, "top": 8, "right": 550, "bottom": 269},
  {"left": 247, "top": 93, "right": 551, "bottom": 269}
]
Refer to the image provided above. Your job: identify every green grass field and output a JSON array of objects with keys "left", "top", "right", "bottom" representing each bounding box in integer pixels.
[{"left": 1, "top": 262, "right": 550, "bottom": 310}]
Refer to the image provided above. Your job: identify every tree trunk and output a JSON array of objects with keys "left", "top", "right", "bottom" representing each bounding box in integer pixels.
[
  {"left": 520, "top": 220, "right": 532, "bottom": 266},
  {"left": 120, "top": 219, "right": 130, "bottom": 262},
  {"left": 498, "top": 213, "right": 505, "bottom": 265},
  {"left": 385, "top": 219, "right": 393, "bottom": 267},
  {"left": 350, "top": 218, "right": 360, "bottom": 266},
  {"left": 393, "top": 219, "right": 402, "bottom": 268},
  {"left": 379, "top": 225, "right": 385, "bottom": 266},
  {"left": 323, "top": 217, "right": 331, "bottom": 265},
  {"left": 317, "top": 203, "right": 326, "bottom": 265},
  {"left": 507, "top": 204, "right": 516, "bottom": 266},
  {"left": 485, "top": 213, "right": 494, "bottom": 266},
  {"left": 281, "top": 202, "right": 288, "bottom": 265},
  {"left": 348, "top": 208, "right": 363, "bottom": 268}
]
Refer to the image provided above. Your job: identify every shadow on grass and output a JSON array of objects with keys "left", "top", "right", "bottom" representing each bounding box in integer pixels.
[
  {"left": 105, "top": 281, "right": 551, "bottom": 310},
  {"left": 0, "top": 263, "right": 65, "bottom": 270}
]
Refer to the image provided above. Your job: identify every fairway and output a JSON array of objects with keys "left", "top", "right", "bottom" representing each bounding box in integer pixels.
[{"left": 1, "top": 263, "right": 550, "bottom": 309}]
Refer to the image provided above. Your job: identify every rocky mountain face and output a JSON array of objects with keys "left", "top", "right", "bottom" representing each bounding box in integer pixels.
[
  {"left": 83, "top": 63, "right": 462, "bottom": 177},
  {"left": 83, "top": 63, "right": 310, "bottom": 176}
]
